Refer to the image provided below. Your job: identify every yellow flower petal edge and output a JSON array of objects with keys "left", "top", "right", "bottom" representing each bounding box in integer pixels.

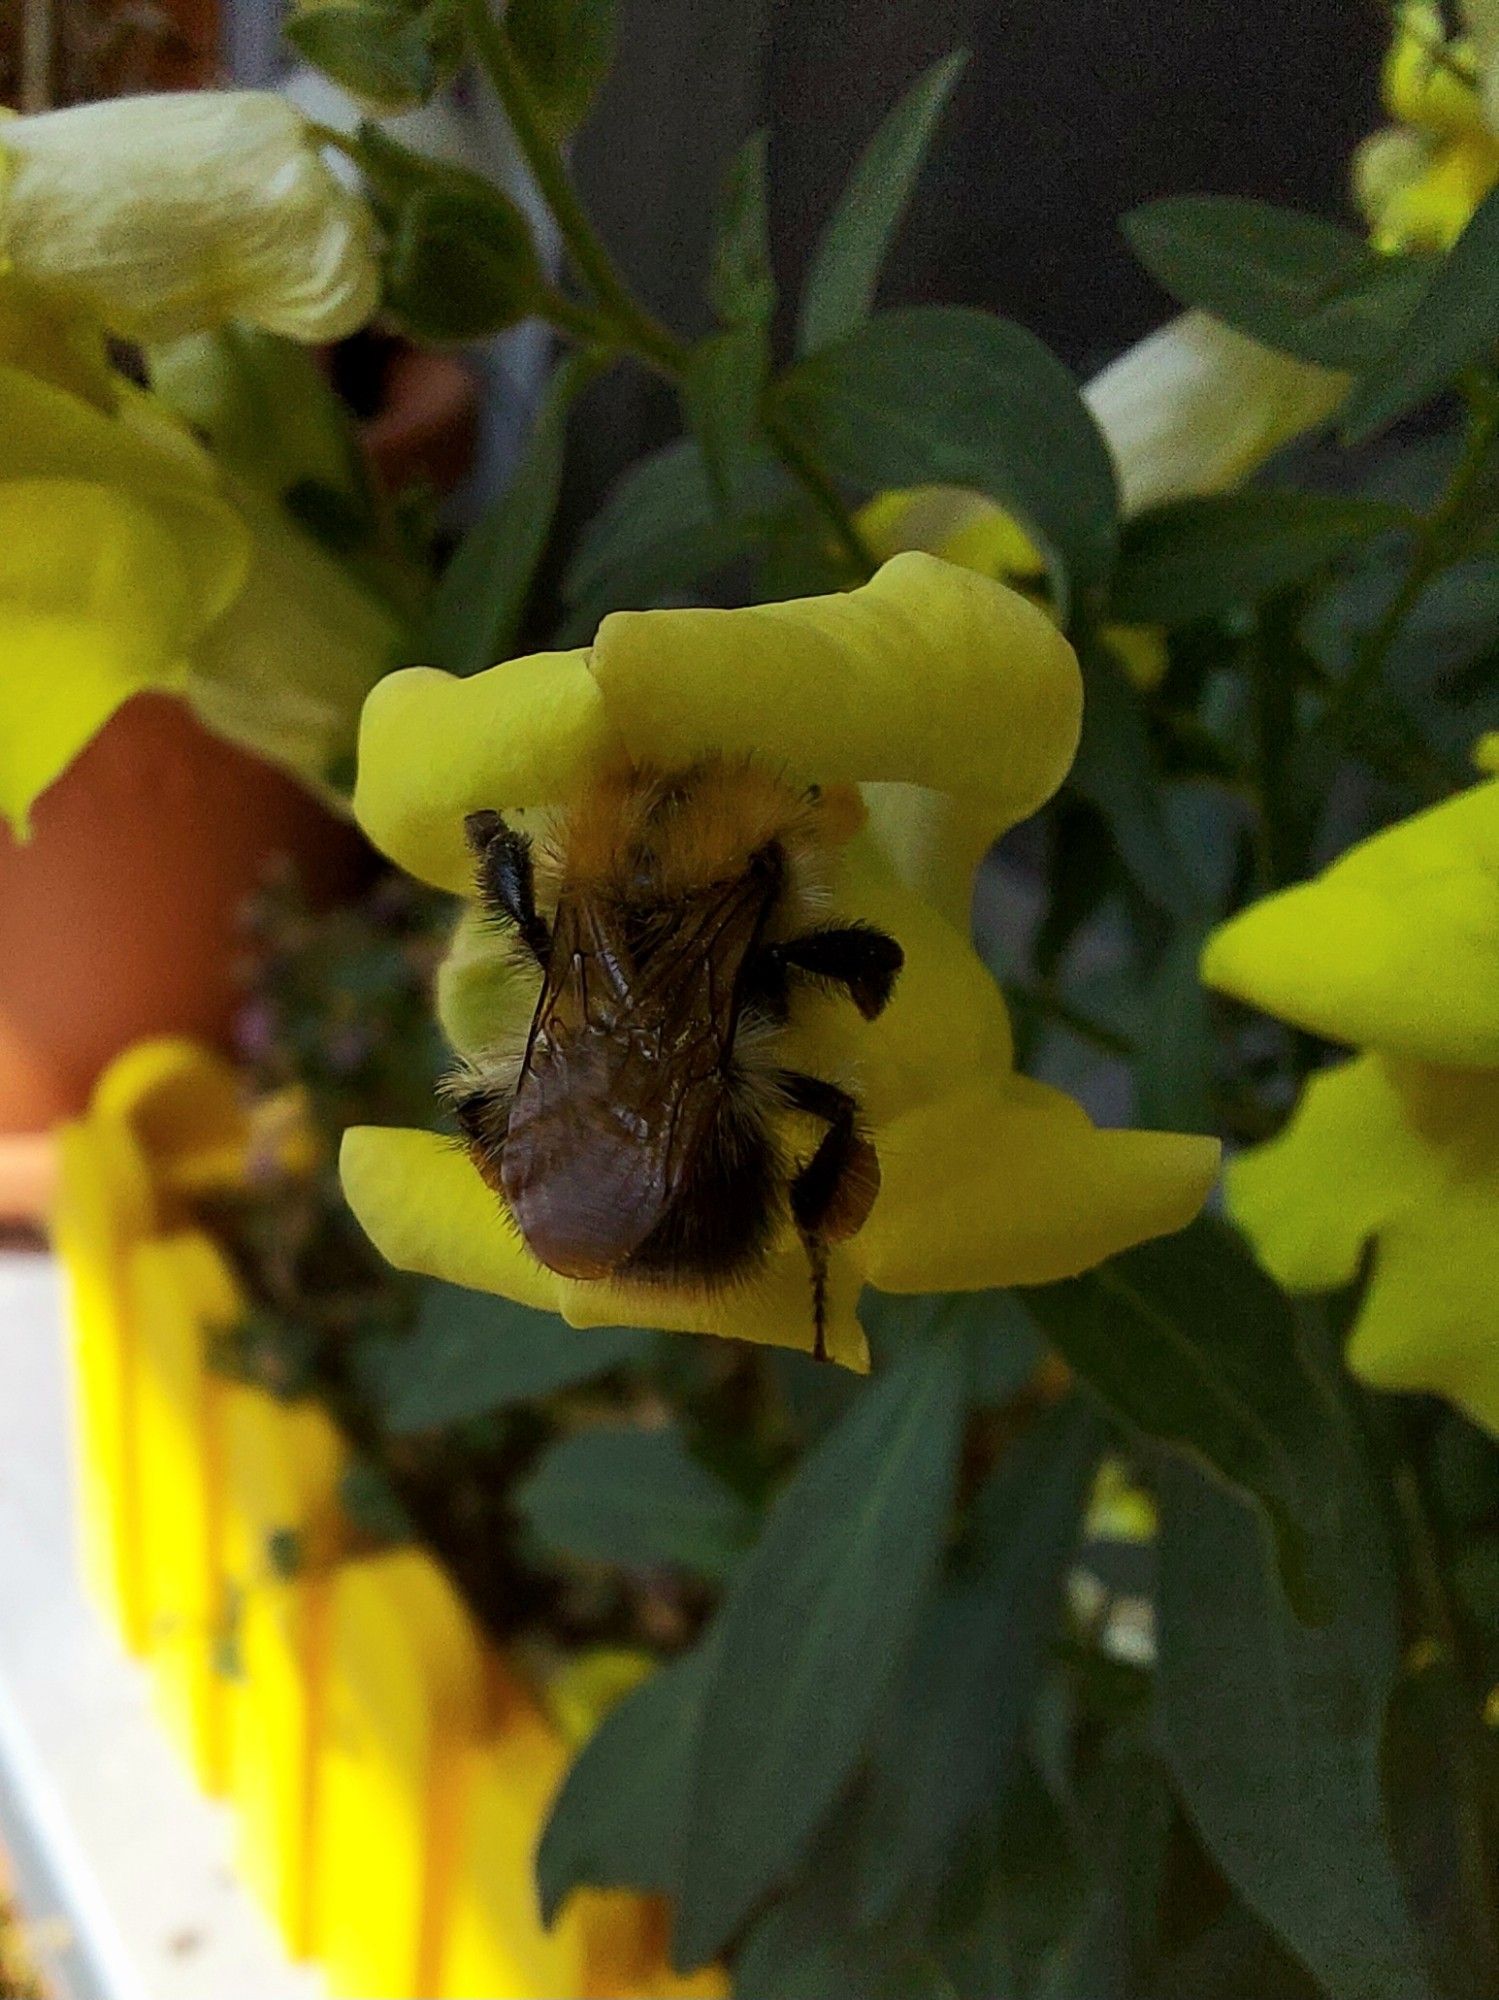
[
  {"left": 1344, "top": 1175, "right": 1499, "bottom": 1436},
  {"left": 90, "top": 1036, "right": 249, "bottom": 1198},
  {"left": 0, "top": 477, "right": 250, "bottom": 833},
  {"left": 857, "top": 1076, "right": 1220, "bottom": 1292},
  {"left": 590, "top": 553, "right": 1080, "bottom": 832},
  {"left": 1200, "top": 778, "right": 1499, "bottom": 1064},
  {"left": 355, "top": 555, "right": 1082, "bottom": 896},
  {"left": 339, "top": 1127, "right": 869, "bottom": 1370},
  {"left": 1224, "top": 1054, "right": 1433, "bottom": 1294},
  {"left": 353, "top": 654, "right": 624, "bottom": 893}
]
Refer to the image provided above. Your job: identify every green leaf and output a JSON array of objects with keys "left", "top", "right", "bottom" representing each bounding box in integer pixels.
[
  {"left": 1123, "top": 197, "right": 1429, "bottom": 370},
  {"left": 1131, "top": 922, "right": 1216, "bottom": 1132},
  {"left": 709, "top": 128, "right": 775, "bottom": 330},
  {"left": 338, "top": 1459, "right": 416, "bottom": 1542},
  {"left": 856, "top": 1287, "right": 1043, "bottom": 1401},
  {"left": 422, "top": 352, "right": 597, "bottom": 674},
  {"left": 778, "top": 305, "right": 1119, "bottom": 606},
  {"left": 1019, "top": 1218, "right": 1343, "bottom": 1623},
  {"left": 1068, "top": 639, "right": 1205, "bottom": 916},
  {"left": 537, "top": 1645, "right": 710, "bottom": 1922},
  {"left": 384, "top": 183, "right": 544, "bottom": 342},
  {"left": 1111, "top": 493, "right": 1412, "bottom": 626},
  {"left": 682, "top": 324, "right": 770, "bottom": 518},
  {"left": 505, "top": 0, "right": 616, "bottom": 138},
  {"left": 288, "top": 1, "right": 456, "bottom": 113},
  {"left": 363, "top": 1279, "right": 653, "bottom": 1432},
  {"left": 674, "top": 1336, "right": 969, "bottom": 1967},
  {"left": 798, "top": 51, "right": 967, "bottom": 357},
  {"left": 515, "top": 1425, "right": 754, "bottom": 1579},
  {"left": 734, "top": 1886, "right": 960, "bottom": 2000},
  {"left": 850, "top": 1399, "right": 1104, "bottom": 1922},
  {"left": 1157, "top": 1450, "right": 1433, "bottom": 1999},
  {"left": 559, "top": 437, "right": 786, "bottom": 635},
  {"left": 1342, "top": 183, "right": 1499, "bottom": 439}
]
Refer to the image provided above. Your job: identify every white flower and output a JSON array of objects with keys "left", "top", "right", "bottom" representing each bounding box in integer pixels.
[
  {"left": 0, "top": 92, "right": 379, "bottom": 344},
  {"left": 1084, "top": 311, "right": 1349, "bottom": 517}
]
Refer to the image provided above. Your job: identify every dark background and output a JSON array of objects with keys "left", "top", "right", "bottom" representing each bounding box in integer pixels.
[{"left": 566, "top": 0, "right": 1388, "bottom": 501}]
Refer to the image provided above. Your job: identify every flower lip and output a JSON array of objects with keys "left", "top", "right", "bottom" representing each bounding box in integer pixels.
[{"left": 352, "top": 554, "right": 1084, "bottom": 896}]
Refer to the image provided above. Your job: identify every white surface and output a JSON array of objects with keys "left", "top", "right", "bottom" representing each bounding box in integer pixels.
[{"left": 0, "top": 1250, "right": 324, "bottom": 2000}]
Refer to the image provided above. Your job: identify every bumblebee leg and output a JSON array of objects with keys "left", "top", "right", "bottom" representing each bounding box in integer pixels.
[
  {"left": 778, "top": 1072, "right": 881, "bottom": 1362},
  {"left": 767, "top": 924, "right": 903, "bottom": 1020},
  {"left": 464, "top": 811, "right": 551, "bottom": 963}
]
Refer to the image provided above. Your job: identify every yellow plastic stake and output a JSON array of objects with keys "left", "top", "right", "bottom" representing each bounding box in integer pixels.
[
  {"left": 130, "top": 1229, "right": 239, "bottom": 1796},
  {"left": 438, "top": 1667, "right": 589, "bottom": 2000},
  {"left": 316, "top": 1551, "right": 490, "bottom": 1999},
  {"left": 223, "top": 1389, "right": 347, "bottom": 1961},
  {"left": 52, "top": 1113, "right": 158, "bottom": 1654}
]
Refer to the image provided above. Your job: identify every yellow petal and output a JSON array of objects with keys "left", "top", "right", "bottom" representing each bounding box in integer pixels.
[
  {"left": 1225, "top": 1054, "right": 1430, "bottom": 1292},
  {"left": 434, "top": 905, "right": 539, "bottom": 1061},
  {"left": 186, "top": 482, "right": 400, "bottom": 799},
  {"left": 352, "top": 656, "right": 623, "bottom": 892},
  {"left": 857, "top": 781, "right": 1000, "bottom": 930},
  {"left": 0, "top": 92, "right": 378, "bottom": 343},
  {"left": 1201, "top": 778, "right": 1499, "bottom": 1064},
  {"left": 340, "top": 1125, "right": 565, "bottom": 1311},
  {"left": 588, "top": 553, "right": 1081, "bottom": 841},
  {"left": 0, "top": 353, "right": 217, "bottom": 494},
  {"left": 855, "top": 486, "right": 1045, "bottom": 579},
  {"left": 91, "top": 1036, "right": 249, "bottom": 1197},
  {"left": 338, "top": 1125, "right": 869, "bottom": 1369},
  {"left": 1346, "top": 1176, "right": 1499, "bottom": 1437},
  {"left": 859, "top": 1075, "right": 1219, "bottom": 1290},
  {"left": 1384, "top": 4, "right": 1489, "bottom": 137},
  {"left": 0, "top": 477, "right": 249, "bottom": 831},
  {"left": 1084, "top": 312, "right": 1349, "bottom": 518}
]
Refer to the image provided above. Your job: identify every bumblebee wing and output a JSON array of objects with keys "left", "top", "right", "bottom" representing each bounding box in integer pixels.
[{"left": 500, "top": 869, "right": 777, "bottom": 1279}]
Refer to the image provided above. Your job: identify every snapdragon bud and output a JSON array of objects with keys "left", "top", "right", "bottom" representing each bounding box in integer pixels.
[{"left": 0, "top": 92, "right": 379, "bottom": 345}]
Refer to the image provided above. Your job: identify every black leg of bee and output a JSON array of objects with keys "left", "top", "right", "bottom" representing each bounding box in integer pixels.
[
  {"left": 778, "top": 1071, "right": 880, "bottom": 1363},
  {"left": 464, "top": 810, "right": 551, "bottom": 964},
  {"left": 763, "top": 924, "right": 903, "bottom": 1021}
]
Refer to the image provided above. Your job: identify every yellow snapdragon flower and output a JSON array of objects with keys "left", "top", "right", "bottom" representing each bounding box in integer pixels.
[
  {"left": 341, "top": 555, "right": 1219, "bottom": 1369},
  {"left": 0, "top": 313, "right": 399, "bottom": 834},
  {"left": 0, "top": 92, "right": 378, "bottom": 344},
  {"left": 1201, "top": 777, "right": 1499, "bottom": 1434},
  {"left": 1355, "top": 2, "right": 1499, "bottom": 250}
]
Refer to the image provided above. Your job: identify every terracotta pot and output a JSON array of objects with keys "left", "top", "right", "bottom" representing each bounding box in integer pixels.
[{"left": 0, "top": 693, "right": 365, "bottom": 1149}]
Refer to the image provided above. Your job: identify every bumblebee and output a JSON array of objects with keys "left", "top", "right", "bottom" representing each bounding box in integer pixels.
[{"left": 446, "top": 756, "right": 903, "bottom": 1360}]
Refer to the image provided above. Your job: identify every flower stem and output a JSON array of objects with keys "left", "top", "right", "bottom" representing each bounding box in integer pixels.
[
  {"left": 1340, "top": 380, "right": 1499, "bottom": 717},
  {"left": 459, "top": 0, "right": 878, "bottom": 579}
]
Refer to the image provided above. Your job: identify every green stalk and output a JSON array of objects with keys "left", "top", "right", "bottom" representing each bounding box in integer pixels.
[
  {"left": 458, "top": 0, "right": 877, "bottom": 578},
  {"left": 1339, "top": 383, "right": 1499, "bottom": 716}
]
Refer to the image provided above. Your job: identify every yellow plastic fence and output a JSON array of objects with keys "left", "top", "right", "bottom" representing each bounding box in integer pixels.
[{"left": 52, "top": 1041, "right": 724, "bottom": 2000}]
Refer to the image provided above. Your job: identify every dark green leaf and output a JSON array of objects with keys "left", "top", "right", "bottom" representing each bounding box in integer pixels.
[
  {"left": 798, "top": 51, "right": 967, "bottom": 357},
  {"left": 1343, "top": 184, "right": 1499, "bottom": 439},
  {"left": 735, "top": 1890, "right": 959, "bottom": 2000},
  {"left": 682, "top": 324, "right": 770, "bottom": 517},
  {"left": 1131, "top": 922, "right": 1216, "bottom": 1132},
  {"left": 779, "top": 305, "right": 1119, "bottom": 606},
  {"left": 1020, "top": 1218, "right": 1342, "bottom": 1622},
  {"left": 1123, "top": 197, "right": 1429, "bottom": 370},
  {"left": 422, "top": 352, "right": 597, "bottom": 673},
  {"left": 504, "top": 0, "right": 616, "bottom": 137},
  {"left": 338, "top": 1459, "right": 416, "bottom": 1541},
  {"left": 1068, "top": 640, "right": 1205, "bottom": 916},
  {"left": 384, "top": 183, "right": 544, "bottom": 341},
  {"left": 675, "top": 1336, "right": 969, "bottom": 1967},
  {"left": 709, "top": 128, "right": 774, "bottom": 329},
  {"left": 1111, "top": 493, "right": 1411, "bottom": 626},
  {"left": 560, "top": 437, "right": 786, "bottom": 634},
  {"left": 851, "top": 1399, "right": 1104, "bottom": 1921},
  {"left": 515, "top": 1425, "right": 754, "bottom": 1579},
  {"left": 288, "top": 0, "right": 456, "bottom": 112},
  {"left": 537, "top": 1645, "right": 710, "bottom": 1921},
  {"left": 854, "top": 1286, "right": 1042, "bottom": 1392},
  {"left": 1157, "top": 1451, "right": 1432, "bottom": 1999},
  {"left": 364, "top": 1279, "right": 653, "bottom": 1432}
]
